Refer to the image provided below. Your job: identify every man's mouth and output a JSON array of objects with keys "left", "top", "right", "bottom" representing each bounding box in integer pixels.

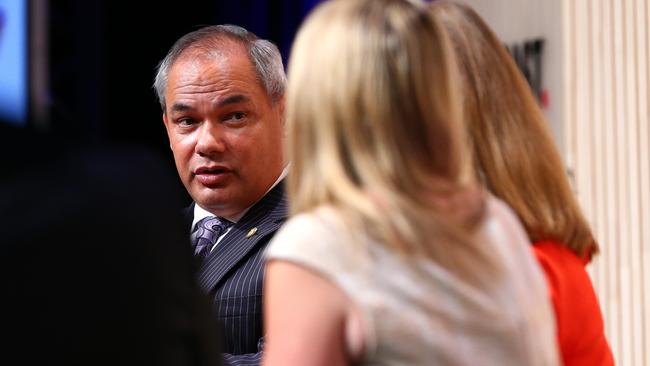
[
  {"left": 194, "top": 166, "right": 232, "bottom": 186},
  {"left": 195, "top": 166, "right": 229, "bottom": 175}
]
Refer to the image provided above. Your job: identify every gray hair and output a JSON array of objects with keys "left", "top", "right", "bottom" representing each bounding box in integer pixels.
[{"left": 153, "top": 24, "right": 287, "bottom": 110}]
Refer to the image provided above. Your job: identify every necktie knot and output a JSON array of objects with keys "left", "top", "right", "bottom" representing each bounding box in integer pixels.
[{"left": 191, "top": 216, "right": 233, "bottom": 259}]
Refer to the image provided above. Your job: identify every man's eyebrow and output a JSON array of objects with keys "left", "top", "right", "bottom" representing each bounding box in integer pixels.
[
  {"left": 170, "top": 103, "right": 193, "bottom": 113},
  {"left": 216, "top": 94, "right": 250, "bottom": 108}
]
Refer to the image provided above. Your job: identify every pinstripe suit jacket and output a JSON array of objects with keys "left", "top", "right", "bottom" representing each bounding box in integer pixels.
[{"left": 187, "top": 182, "right": 287, "bottom": 366}]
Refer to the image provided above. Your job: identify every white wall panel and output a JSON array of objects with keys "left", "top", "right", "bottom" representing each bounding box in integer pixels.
[{"left": 564, "top": 0, "right": 649, "bottom": 364}]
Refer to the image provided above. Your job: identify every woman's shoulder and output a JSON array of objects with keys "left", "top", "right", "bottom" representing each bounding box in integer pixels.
[
  {"left": 265, "top": 205, "right": 359, "bottom": 267},
  {"left": 480, "top": 195, "right": 532, "bottom": 248},
  {"left": 273, "top": 206, "right": 345, "bottom": 242},
  {"left": 483, "top": 194, "right": 523, "bottom": 225},
  {"left": 531, "top": 240, "right": 599, "bottom": 306},
  {"left": 532, "top": 240, "right": 614, "bottom": 365}
]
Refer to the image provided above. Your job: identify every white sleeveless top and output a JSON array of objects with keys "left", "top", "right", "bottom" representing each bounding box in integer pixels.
[{"left": 266, "top": 196, "right": 560, "bottom": 365}]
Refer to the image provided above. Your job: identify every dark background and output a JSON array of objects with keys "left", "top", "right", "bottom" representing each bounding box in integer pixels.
[{"left": 47, "top": 0, "right": 321, "bottom": 153}]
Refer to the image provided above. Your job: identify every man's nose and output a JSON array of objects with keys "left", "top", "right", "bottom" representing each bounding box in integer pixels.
[{"left": 195, "top": 121, "right": 226, "bottom": 156}]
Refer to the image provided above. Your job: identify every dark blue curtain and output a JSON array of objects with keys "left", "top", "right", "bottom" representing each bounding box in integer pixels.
[
  {"left": 47, "top": 0, "right": 323, "bottom": 150},
  {"left": 214, "top": 0, "right": 323, "bottom": 63}
]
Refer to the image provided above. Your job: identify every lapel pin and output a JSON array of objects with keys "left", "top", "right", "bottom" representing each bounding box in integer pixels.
[{"left": 246, "top": 227, "right": 258, "bottom": 238}]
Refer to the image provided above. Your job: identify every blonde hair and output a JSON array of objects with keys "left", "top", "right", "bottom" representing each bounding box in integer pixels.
[
  {"left": 431, "top": 1, "right": 597, "bottom": 259},
  {"left": 286, "top": 0, "right": 496, "bottom": 279}
]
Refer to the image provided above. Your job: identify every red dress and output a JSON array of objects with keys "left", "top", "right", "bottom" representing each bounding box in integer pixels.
[{"left": 532, "top": 240, "right": 615, "bottom": 366}]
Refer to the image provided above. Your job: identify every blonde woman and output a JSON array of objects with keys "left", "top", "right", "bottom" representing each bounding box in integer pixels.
[
  {"left": 262, "top": 0, "right": 559, "bottom": 365},
  {"left": 430, "top": 2, "right": 615, "bottom": 365}
]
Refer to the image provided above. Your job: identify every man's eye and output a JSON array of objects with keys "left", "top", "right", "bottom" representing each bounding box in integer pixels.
[
  {"left": 178, "top": 118, "right": 196, "bottom": 126},
  {"left": 227, "top": 112, "right": 246, "bottom": 121}
]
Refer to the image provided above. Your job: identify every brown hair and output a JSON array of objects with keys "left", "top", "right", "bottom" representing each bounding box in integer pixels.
[{"left": 430, "top": 0, "right": 598, "bottom": 259}]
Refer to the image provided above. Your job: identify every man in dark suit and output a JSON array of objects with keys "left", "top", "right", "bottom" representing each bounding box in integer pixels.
[{"left": 153, "top": 24, "right": 288, "bottom": 365}]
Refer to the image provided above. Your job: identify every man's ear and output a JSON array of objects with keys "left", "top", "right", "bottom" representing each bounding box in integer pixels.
[
  {"left": 162, "top": 112, "right": 169, "bottom": 127},
  {"left": 162, "top": 112, "right": 173, "bottom": 135},
  {"left": 162, "top": 112, "right": 174, "bottom": 150},
  {"left": 278, "top": 95, "right": 286, "bottom": 128}
]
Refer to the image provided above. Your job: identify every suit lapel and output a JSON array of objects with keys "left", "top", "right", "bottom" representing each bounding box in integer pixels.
[{"left": 197, "top": 182, "right": 287, "bottom": 292}]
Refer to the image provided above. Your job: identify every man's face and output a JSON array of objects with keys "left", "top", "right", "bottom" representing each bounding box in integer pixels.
[{"left": 163, "top": 45, "right": 284, "bottom": 219}]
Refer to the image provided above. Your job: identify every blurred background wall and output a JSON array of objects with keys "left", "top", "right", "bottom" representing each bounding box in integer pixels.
[{"left": 464, "top": 0, "right": 650, "bottom": 365}]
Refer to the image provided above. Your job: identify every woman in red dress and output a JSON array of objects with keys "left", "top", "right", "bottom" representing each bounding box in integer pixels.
[{"left": 430, "top": 2, "right": 615, "bottom": 365}]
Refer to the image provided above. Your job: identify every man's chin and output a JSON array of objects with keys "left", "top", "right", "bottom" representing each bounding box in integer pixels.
[
  {"left": 195, "top": 197, "right": 227, "bottom": 210},
  {"left": 192, "top": 191, "right": 237, "bottom": 215}
]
